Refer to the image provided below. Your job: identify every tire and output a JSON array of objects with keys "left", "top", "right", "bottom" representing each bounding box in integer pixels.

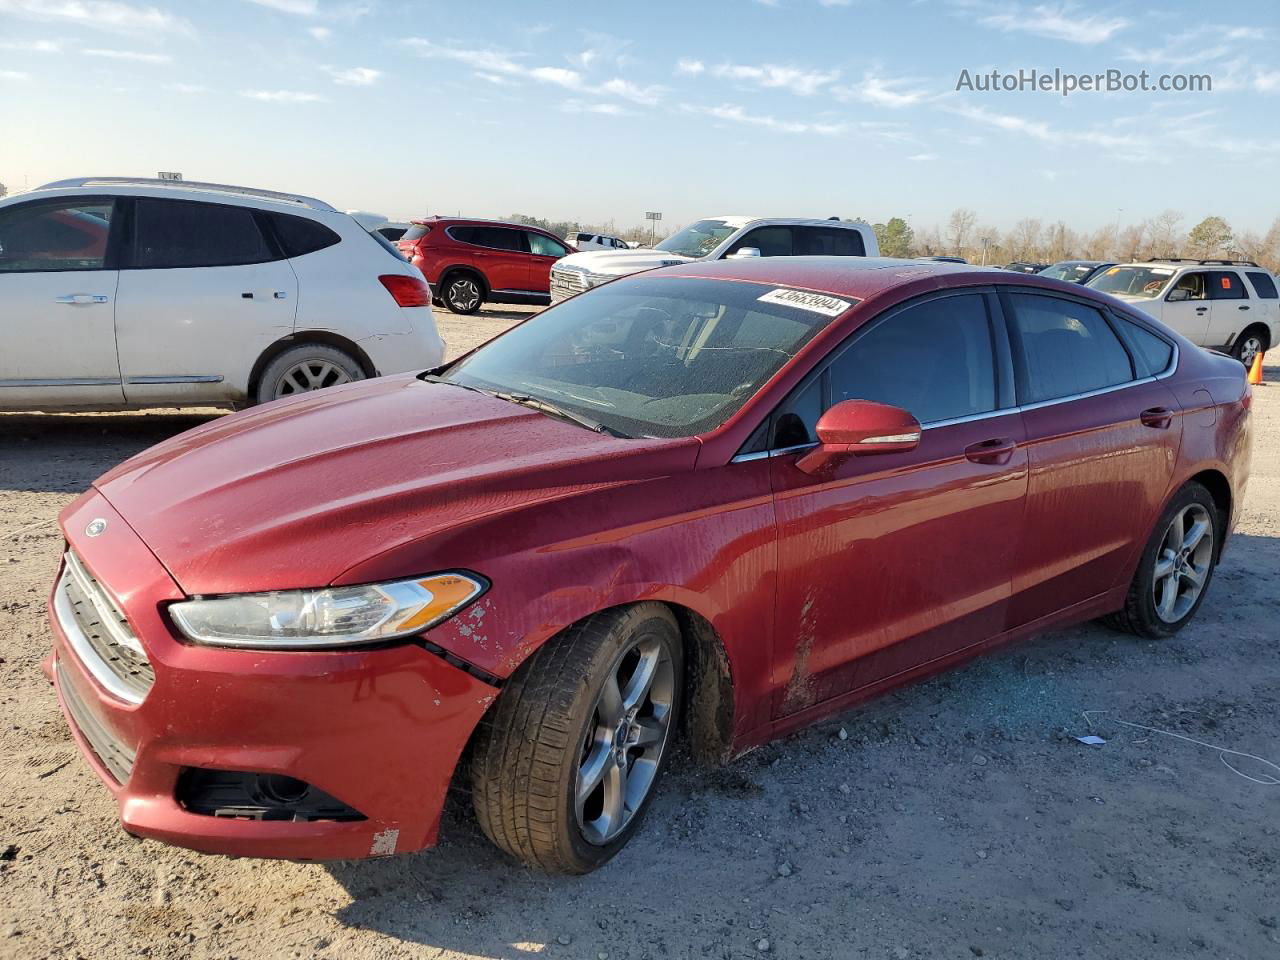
[
  {"left": 443, "top": 273, "right": 485, "bottom": 315},
  {"left": 1230, "top": 325, "right": 1269, "bottom": 368},
  {"left": 254, "top": 344, "right": 365, "bottom": 405},
  {"left": 1103, "top": 482, "right": 1219, "bottom": 639},
  {"left": 470, "top": 603, "right": 683, "bottom": 874}
]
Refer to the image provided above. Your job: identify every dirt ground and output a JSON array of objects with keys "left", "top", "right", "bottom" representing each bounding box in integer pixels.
[{"left": 2, "top": 311, "right": 1278, "bottom": 960}]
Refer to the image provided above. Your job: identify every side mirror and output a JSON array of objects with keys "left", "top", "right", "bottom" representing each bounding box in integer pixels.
[
  {"left": 795, "top": 400, "right": 921, "bottom": 476},
  {"left": 727, "top": 246, "right": 762, "bottom": 259},
  {"left": 1166, "top": 287, "right": 1191, "bottom": 302}
]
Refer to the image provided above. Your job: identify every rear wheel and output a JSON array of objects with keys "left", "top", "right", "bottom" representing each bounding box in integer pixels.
[
  {"left": 1231, "top": 325, "right": 1268, "bottom": 368},
  {"left": 1104, "top": 483, "right": 1218, "bottom": 639},
  {"left": 444, "top": 274, "right": 484, "bottom": 314},
  {"left": 469, "top": 603, "right": 682, "bottom": 873},
  {"left": 255, "top": 344, "right": 365, "bottom": 404}
]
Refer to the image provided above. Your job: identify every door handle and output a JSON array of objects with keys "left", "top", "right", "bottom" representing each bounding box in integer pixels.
[
  {"left": 1239, "top": 305, "right": 1250, "bottom": 311},
  {"left": 54, "top": 294, "right": 108, "bottom": 304},
  {"left": 1195, "top": 306, "right": 1208, "bottom": 313},
  {"left": 964, "top": 437, "right": 1017, "bottom": 465},
  {"left": 1140, "top": 407, "right": 1174, "bottom": 429}
]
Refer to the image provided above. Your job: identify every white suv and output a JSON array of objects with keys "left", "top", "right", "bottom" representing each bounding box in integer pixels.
[
  {"left": 1087, "top": 259, "right": 1279, "bottom": 366},
  {"left": 571, "top": 231, "right": 630, "bottom": 252},
  {"left": 0, "top": 177, "right": 445, "bottom": 411},
  {"left": 550, "top": 216, "right": 880, "bottom": 304}
]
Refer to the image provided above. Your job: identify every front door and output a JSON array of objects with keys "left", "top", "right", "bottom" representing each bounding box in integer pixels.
[
  {"left": 1160, "top": 270, "right": 1212, "bottom": 344},
  {"left": 1002, "top": 290, "right": 1182, "bottom": 625},
  {"left": 768, "top": 290, "right": 1027, "bottom": 718},
  {"left": 524, "top": 230, "right": 571, "bottom": 296},
  {"left": 114, "top": 197, "right": 297, "bottom": 405},
  {"left": 0, "top": 196, "right": 123, "bottom": 408}
]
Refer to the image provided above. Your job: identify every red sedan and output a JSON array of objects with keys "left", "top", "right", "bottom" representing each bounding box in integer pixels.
[{"left": 45, "top": 258, "right": 1251, "bottom": 873}]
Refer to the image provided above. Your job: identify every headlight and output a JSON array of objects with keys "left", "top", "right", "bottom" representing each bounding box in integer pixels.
[
  {"left": 169, "top": 573, "right": 487, "bottom": 650},
  {"left": 583, "top": 272, "right": 614, "bottom": 289}
]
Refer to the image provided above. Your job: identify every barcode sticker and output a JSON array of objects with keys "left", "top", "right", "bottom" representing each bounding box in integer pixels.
[{"left": 757, "top": 288, "right": 853, "bottom": 316}]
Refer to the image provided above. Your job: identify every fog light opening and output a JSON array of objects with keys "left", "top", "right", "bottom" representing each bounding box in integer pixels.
[{"left": 255, "top": 774, "right": 310, "bottom": 806}]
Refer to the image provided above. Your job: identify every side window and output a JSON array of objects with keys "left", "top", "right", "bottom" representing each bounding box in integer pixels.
[
  {"left": 1208, "top": 270, "right": 1246, "bottom": 300},
  {"left": 727, "top": 226, "right": 793, "bottom": 257},
  {"left": 132, "top": 199, "right": 272, "bottom": 269},
  {"left": 773, "top": 378, "right": 823, "bottom": 448},
  {"left": 268, "top": 212, "right": 341, "bottom": 258},
  {"left": 527, "top": 232, "right": 569, "bottom": 258},
  {"left": 1008, "top": 293, "right": 1133, "bottom": 403},
  {"left": 448, "top": 226, "right": 476, "bottom": 245},
  {"left": 1113, "top": 315, "right": 1174, "bottom": 374},
  {"left": 471, "top": 227, "right": 525, "bottom": 252},
  {"left": 1246, "top": 271, "right": 1279, "bottom": 299},
  {"left": 0, "top": 199, "right": 114, "bottom": 272},
  {"left": 795, "top": 227, "right": 866, "bottom": 257},
  {"left": 1168, "top": 271, "right": 1208, "bottom": 300}
]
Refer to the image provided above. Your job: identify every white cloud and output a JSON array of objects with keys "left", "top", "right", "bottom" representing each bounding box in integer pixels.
[
  {"left": 401, "top": 38, "right": 664, "bottom": 105},
  {"left": 166, "top": 81, "right": 206, "bottom": 93},
  {"left": 324, "top": 65, "right": 380, "bottom": 85},
  {"left": 243, "top": 0, "right": 317, "bottom": 13},
  {"left": 241, "top": 89, "right": 325, "bottom": 102},
  {"left": 834, "top": 72, "right": 928, "bottom": 108},
  {"left": 1254, "top": 69, "right": 1280, "bottom": 93},
  {"left": 978, "top": 3, "right": 1127, "bottom": 45},
  {"left": 561, "top": 99, "right": 628, "bottom": 115},
  {"left": 946, "top": 101, "right": 1138, "bottom": 151},
  {"left": 683, "top": 102, "right": 846, "bottom": 136},
  {"left": 0, "top": 69, "right": 32, "bottom": 80},
  {"left": 0, "top": 38, "right": 62, "bottom": 52},
  {"left": 83, "top": 47, "right": 171, "bottom": 63},
  {"left": 907, "top": 153, "right": 937, "bottom": 161},
  {"left": 0, "top": 0, "right": 192, "bottom": 34},
  {"left": 675, "top": 57, "right": 705, "bottom": 76},
  {"left": 307, "top": 25, "right": 331, "bottom": 40},
  {"left": 703, "top": 61, "right": 840, "bottom": 96},
  {"left": 819, "top": 0, "right": 852, "bottom": 5}
]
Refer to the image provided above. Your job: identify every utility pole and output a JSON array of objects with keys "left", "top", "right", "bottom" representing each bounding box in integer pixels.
[{"left": 980, "top": 236, "right": 990, "bottom": 266}]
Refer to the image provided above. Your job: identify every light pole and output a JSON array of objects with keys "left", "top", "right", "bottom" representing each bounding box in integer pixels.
[
  {"left": 980, "top": 236, "right": 990, "bottom": 266},
  {"left": 645, "top": 211, "right": 662, "bottom": 246}
]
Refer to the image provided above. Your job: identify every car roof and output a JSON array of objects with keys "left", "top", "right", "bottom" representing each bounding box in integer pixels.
[
  {"left": 409, "top": 215, "right": 559, "bottom": 234},
  {"left": 26, "top": 177, "right": 337, "bottom": 213}
]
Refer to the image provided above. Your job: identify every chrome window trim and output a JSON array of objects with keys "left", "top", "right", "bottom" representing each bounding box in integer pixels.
[
  {"left": 53, "top": 563, "right": 146, "bottom": 705},
  {"left": 730, "top": 341, "right": 1178, "bottom": 460},
  {"left": 125, "top": 375, "right": 224, "bottom": 385}
]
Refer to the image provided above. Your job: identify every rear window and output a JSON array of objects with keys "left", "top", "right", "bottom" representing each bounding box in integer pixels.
[
  {"left": 1008, "top": 293, "right": 1134, "bottom": 403},
  {"left": 132, "top": 198, "right": 273, "bottom": 269},
  {"left": 796, "top": 227, "right": 866, "bottom": 256},
  {"left": 269, "top": 212, "right": 341, "bottom": 258},
  {"left": 402, "top": 224, "right": 431, "bottom": 244},
  {"left": 1114, "top": 315, "right": 1174, "bottom": 374},
  {"left": 1246, "top": 271, "right": 1279, "bottom": 299}
]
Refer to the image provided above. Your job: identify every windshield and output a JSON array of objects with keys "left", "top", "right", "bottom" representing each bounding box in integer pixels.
[
  {"left": 1087, "top": 265, "right": 1174, "bottom": 299},
  {"left": 1040, "top": 263, "right": 1095, "bottom": 282},
  {"left": 440, "top": 276, "right": 849, "bottom": 438},
  {"left": 654, "top": 219, "right": 742, "bottom": 259}
]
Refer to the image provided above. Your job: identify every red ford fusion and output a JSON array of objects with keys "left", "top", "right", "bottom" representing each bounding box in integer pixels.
[{"left": 45, "top": 258, "right": 1250, "bottom": 873}]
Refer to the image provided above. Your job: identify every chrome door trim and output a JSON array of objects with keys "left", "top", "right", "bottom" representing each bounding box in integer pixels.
[
  {"left": 0, "top": 377, "right": 122, "bottom": 387},
  {"left": 124, "top": 375, "right": 225, "bottom": 385}
]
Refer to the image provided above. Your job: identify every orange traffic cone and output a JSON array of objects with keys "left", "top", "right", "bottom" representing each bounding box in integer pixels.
[{"left": 1248, "top": 351, "right": 1265, "bottom": 386}]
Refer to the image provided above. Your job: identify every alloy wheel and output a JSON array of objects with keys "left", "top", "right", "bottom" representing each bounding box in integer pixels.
[
  {"left": 449, "top": 279, "right": 481, "bottom": 312},
  {"left": 1152, "top": 502, "right": 1214, "bottom": 623},
  {"left": 1238, "top": 335, "right": 1263, "bottom": 368},
  {"left": 575, "top": 633, "right": 676, "bottom": 845},
  {"left": 273, "top": 359, "right": 356, "bottom": 399}
]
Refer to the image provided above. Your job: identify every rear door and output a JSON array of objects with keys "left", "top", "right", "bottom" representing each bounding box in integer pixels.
[
  {"left": 524, "top": 230, "right": 572, "bottom": 295},
  {"left": 794, "top": 226, "right": 868, "bottom": 257},
  {"left": 458, "top": 226, "right": 527, "bottom": 294},
  {"left": 768, "top": 290, "right": 1027, "bottom": 716},
  {"left": 1004, "top": 290, "right": 1181, "bottom": 625},
  {"left": 114, "top": 197, "right": 297, "bottom": 405},
  {"left": 0, "top": 196, "right": 123, "bottom": 407},
  {"left": 1160, "top": 270, "right": 1212, "bottom": 344},
  {"left": 1205, "top": 269, "right": 1250, "bottom": 349}
]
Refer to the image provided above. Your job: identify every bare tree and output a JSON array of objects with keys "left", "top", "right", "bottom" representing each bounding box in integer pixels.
[
  {"left": 946, "top": 208, "right": 977, "bottom": 258},
  {"left": 1144, "top": 210, "right": 1183, "bottom": 259},
  {"left": 1006, "top": 218, "right": 1045, "bottom": 262}
]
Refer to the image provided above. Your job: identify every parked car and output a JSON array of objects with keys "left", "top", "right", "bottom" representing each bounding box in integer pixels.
[
  {"left": 376, "top": 221, "right": 411, "bottom": 243},
  {"left": 1039, "top": 260, "right": 1116, "bottom": 285},
  {"left": 1005, "top": 261, "right": 1048, "bottom": 274},
  {"left": 0, "top": 178, "right": 443, "bottom": 410},
  {"left": 571, "top": 231, "right": 630, "bottom": 252},
  {"left": 1087, "top": 259, "right": 1279, "bottom": 366},
  {"left": 46, "top": 257, "right": 1250, "bottom": 873},
  {"left": 397, "top": 216, "right": 575, "bottom": 314},
  {"left": 549, "top": 216, "right": 880, "bottom": 304}
]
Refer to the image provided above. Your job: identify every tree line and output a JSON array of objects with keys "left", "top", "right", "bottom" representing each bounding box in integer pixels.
[{"left": 873, "top": 210, "right": 1280, "bottom": 271}]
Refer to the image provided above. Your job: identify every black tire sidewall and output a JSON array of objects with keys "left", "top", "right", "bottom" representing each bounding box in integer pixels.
[
  {"left": 1127, "top": 483, "right": 1219, "bottom": 638},
  {"left": 556, "top": 606, "right": 683, "bottom": 873}
]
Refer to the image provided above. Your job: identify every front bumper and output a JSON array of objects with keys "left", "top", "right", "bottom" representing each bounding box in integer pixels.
[{"left": 45, "top": 491, "right": 497, "bottom": 861}]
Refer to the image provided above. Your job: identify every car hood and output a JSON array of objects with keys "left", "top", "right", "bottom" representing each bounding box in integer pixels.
[
  {"left": 555, "top": 248, "right": 699, "bottom": 278},
  {"left": 1109, "top": 294, "right": 1161, "bottom": 316},
  {"left": 93, "top": 375, "right": 699, "bottom": 595}
]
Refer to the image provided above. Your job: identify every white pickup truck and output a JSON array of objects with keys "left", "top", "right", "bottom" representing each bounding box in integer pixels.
[
  {"left": 1087, "top": 259, "right": 1280, "bottom": 366},
  {"left": 549, "top": 216, "right": 880, "bottom": 304}
]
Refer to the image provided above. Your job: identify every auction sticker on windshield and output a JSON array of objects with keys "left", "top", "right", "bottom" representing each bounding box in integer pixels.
[{"left": 757, "top": 288, "right": 853, "bottom": 316}]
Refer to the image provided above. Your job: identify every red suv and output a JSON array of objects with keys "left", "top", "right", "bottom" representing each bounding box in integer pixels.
[{"left": 397, "top": 217, "right": 575, "bottom": 314}]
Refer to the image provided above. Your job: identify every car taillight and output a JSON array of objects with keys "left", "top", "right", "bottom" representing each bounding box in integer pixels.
[{"left": 379, "top": 274, "right": 431, "bottom": 307}]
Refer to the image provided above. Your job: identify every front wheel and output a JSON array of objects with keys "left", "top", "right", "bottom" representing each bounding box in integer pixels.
[
  {"left": 470, "top": 603, "right": 683, "bottom": 873},
  {"left": 1104, "top": 483, "right": 1219, "bottom": 639}
]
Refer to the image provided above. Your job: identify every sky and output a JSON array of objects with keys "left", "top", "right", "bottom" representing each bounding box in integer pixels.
[{"left": 1, "top": 0, "right": 1278, "bottom": 236}]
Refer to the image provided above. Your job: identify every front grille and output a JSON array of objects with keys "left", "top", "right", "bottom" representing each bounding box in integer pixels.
[
  {"left": 56, "top": 658, "right": 136, "bottom": 784},
  {"left": 550, "top": 267, "right": 585, "bottom": 303},
  {"left": 57, "top": 550, "right": 155, "bottom": 702}
]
